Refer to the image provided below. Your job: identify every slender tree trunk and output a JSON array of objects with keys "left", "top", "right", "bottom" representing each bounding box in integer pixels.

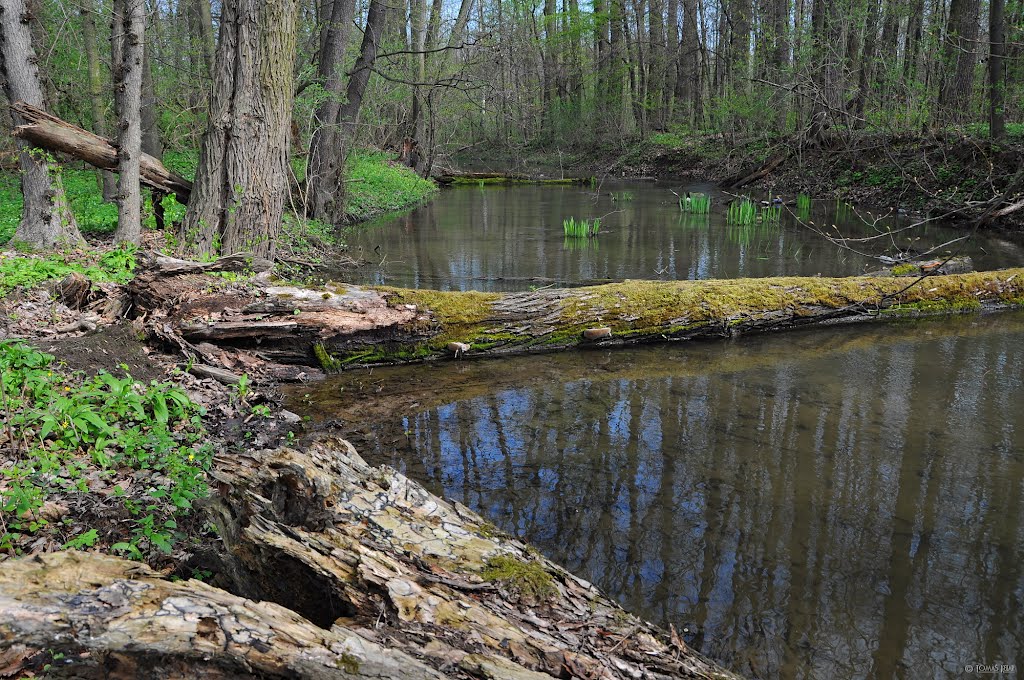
[
  {"left": 903, "top": 0, "right": 925, "bottom": 87},
  {"left": 411, "top": 0, "right": 427, "bottom": 145},
  {"left": 113, "top": 0, "right": 146, "bottom": 245},
  {"left": 649, "top": 0, "right": 666, "bottom": 128},
  {"left": 141, "top": 25, "right": 161, "bottom": 158},
  {"left": 0, "top": 0, "right": 83, "bottom": 248},
  {"left": 989, "top": 0, "right": 1005, "bottom": 139},
  {"left": 81, "top": 0, "right": 118, "bottom": 201},
  {"left": 675, "top": 0, "right": 698, "bottom": 125},
  {"left": 195, "top": 0, "right": 217, "bottom": 75},
  {"left": 853, "top": 0, "right": 881, "bottom": 124},
  {"left": 306, "top": 0, "right": 356, "bottom": 221},
  {"left": 664, "top": 0, "right": 678, "bottom": 118},
  {"left": 181, "top": 0, "right": 298, "bottom": 259},
  {"left": 937, "top": 0, "right": 981, "bottom": 125}
]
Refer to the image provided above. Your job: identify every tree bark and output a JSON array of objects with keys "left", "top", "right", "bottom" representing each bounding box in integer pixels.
[
  {"left": 989, "top": 0, "right": 1006, "bottom": 140},
  {"left": 204, "top": 437, "right": 738, "bottom": 679},
  {"left": 127, "top": 257, "right": 1024, "bottom": 370},
  {"left": 0, "top": 0, "right": 84, "bottom": 249},
  {"left": 195, "top": 0, "right": 216, "bottom": 75},
  {"left": 181, "top": 0, "right": 298, "bottom": 260},
  {"left": 10, "top": 101, "right": 192, "bottom": 204},
  {"left": 81, "top": 0, "right": 118, "bottom": 201},
  {"left": 0, "top": 551, "right": 446, "bottom": 679},
  {"left": 113, "top": 0, "right": 146, "bottom": 246},
  {"left": 306, "top": 0, "right": 356, "bottom": 222},
  {"left": 937, "top": 0, "right": 981, "bottom": 124}
]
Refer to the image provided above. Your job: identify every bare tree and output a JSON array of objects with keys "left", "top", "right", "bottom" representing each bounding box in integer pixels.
[
  {"left": 113, "top": 0, "right": 146, "bottom": 245},
  {"left": 0, "top": 0, "right": 83, "bottom": 249}
]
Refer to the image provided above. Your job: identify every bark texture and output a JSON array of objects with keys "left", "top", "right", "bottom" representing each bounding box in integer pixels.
[
  {"left": 204, "top": 437, "right": 736, "bottom": 678},
  {"left": 181, "top": 0, "right": 298, "bottom": 260},
  {"left": 0, "top": 0, "right": 84, "bottom": 249},
  {"left": 81, "top": 0, "right": 118, "bottom": 200},
  {"left": 0, "top": 551, "right": 445, "bottom": 679},
  {"left": 113, "top": 0, "right": 146, "bottom": 245},
  {"left": 10, "top": 101, "right": 192, "bottom": 204}
]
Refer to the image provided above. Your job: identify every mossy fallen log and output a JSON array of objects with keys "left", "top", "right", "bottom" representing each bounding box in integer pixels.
[{"left": 127, "top": 252, "right": 1024, "bottom": 371}]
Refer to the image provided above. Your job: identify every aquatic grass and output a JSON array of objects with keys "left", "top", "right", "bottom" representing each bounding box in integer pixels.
[
  {"left": 760, "top": 204, "right": 782, "bottom": 224},
  {"left": 727, "top": 198, "right": 758, "bottom": 225},
  {"left": 680, "top": 192, "right": 712, "bottom": 215},
  {"left": 563, "top": 217, "right": 601, "bottom": 238},
  {"left": 835, "top": 199, "right": 853, "bottom": 221},
  {"left": 796, "top": 193, "right": 812, "bottom": 220},
  {"left": 611, "top": 191, "right": 634, "bottom": 202}
]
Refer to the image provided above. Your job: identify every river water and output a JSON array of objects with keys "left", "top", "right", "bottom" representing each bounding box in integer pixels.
[
  {"left": 337, "top": 181, "right": 1023, "bottom": 291},
  {"left": 295, "top": 183, "right": 1024, "bottom": 679}
]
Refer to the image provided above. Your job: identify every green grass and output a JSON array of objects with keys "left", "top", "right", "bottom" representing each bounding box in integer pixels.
[
  {"left": 760, "top": 204, "right": 782, "bottom": 224},
  {"left": 0, "top": 245, "right": 137, "bottom": 296},
  {"left": 563, "top": 216, "right": 601, "bottom": 238},
  {"left": 0, "top": 153, "right": 196, "bottom": 246},
  {"left": 342, "top": 149, "right": 438, "bottom": 222},
  {"left": 611, "top": 191, "right": 634, "bottom": 202},
  {"left": 0, "top": 341, "right": 212, "bottom": 558}
]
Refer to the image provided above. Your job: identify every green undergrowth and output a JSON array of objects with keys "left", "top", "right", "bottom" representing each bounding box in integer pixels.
[
  {"left": 0, "top": 341, "right": 212, "bottom": 560},
  {"left": 0, "top": 244, "right": 137, "bottom": 296},
  {"left": 343, "top": 149, "right": 438, "bottom": 222},
  {"left": 0, "top": 152, "right": 196, "bottom": 244}
]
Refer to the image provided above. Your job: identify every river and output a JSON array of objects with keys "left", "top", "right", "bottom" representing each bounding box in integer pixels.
[{"left": 292, "top": 183, "right": 1024, "bottom": 679}]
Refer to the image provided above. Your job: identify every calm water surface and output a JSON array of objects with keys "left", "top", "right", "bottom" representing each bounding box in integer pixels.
[
  {"left": 337, "top": 182, "right": 1024, "bottom": 291},
  {"left": 288, "top": 313, "right": 1024, "bottom": 679}
]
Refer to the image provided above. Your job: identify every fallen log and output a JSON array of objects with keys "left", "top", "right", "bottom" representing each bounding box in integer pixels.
[
  {"left": 126, "top": 252, "right": 1024, "bottom": 370},
  {"left": 9, "top": 101, "right": 192, "bottom": 204},
  {"left": 204, "top": 437, "right": 737, "bottom": 678},
  {"left": 0, "top": 551, "right": 445, "bottom": 679},
  {"left": 434, "top": 172, "right": 590, "bottom": 186}
]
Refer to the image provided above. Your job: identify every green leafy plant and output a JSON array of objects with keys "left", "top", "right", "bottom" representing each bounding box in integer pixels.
[
  {"left": 796, "top": 194, "right": 812, "bottom": 220},
  {"left": 0, "top": 341, "right": 212, "bottom": 558}
]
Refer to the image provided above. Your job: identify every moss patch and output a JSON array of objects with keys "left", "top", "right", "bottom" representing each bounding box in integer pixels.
[{"left": 482, "top": 555, "right": 556, "bottom": 601}]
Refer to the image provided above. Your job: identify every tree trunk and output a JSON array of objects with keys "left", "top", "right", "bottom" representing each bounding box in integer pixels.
[
  {"left": 0, "top": 0, "right": 84, "bottom": 249},
  {"left": 853, "top": 0, "right": 881, "bottom": 124},
  {"left": 141, "top": 19, "right": 162, "bottom": 158},
  {"left": 676, "top": 0, "right": 699, "bottom": 124},
  {"left": 989, "top": 0, "right": 1006, "bottom": 139},
  {"left": 10, "top": 102, "right": 193, "bottom": 203},
  {"left": 649, "top": 0, "right": 666, "bottom": 128},
  {"left": 127, "top": 257, "right": 1024, "bottom": 370},
  {"left": 81, "top": 0, "right": 118, "bottom": 201},
  {"left": 306, "top": 0, "right": 356, "bottom": 222},
  {"left": 181, "top": 0, "right": 298, "bottom": 260},
  {"left": 113, "top": 0, "right": 146, "bottom": 246},
  {"left": 937, "top": 0, "right": 981, "bottom": 124},
  {"left": 195, "top": 0, "right": 216, "bottom": 75}
]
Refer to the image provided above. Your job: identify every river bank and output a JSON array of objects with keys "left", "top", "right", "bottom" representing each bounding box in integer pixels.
[{"left": 450, "top": 130, "right": 1024, "bottom": 235}]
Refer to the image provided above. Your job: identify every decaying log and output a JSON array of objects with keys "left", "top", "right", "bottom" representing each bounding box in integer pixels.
[
  {"left": 136, "top": 251, "right": 275, "bottom": 276},
  {"left": 126, "top": 250, "right": 1024, "bottom": 370},
  {"left": 9, "top": 101, "right": 192, "bottom": 204},
  {"left": 0, "top": 551, "right": 444, "bottom": 679},
  {"left": 205, "top": 437, "right": 738, "bottom": 679},
  {"left": 434, "top": 172, "right": 590, "bottom": 186},
  {"left": 722, "top": 151, "right": 790, "bottom": 189}
]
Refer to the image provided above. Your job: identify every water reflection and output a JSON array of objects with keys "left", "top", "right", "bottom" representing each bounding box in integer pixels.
[
  {"left": 295, "top": 315, "right": 1024, "bottom": 679},
  {"left": 337, "top": 183, "right": 1022, "bottom": 291}
]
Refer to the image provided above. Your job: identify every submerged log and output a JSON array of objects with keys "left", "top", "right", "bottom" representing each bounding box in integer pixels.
[
  {"left": 204, "top": 437, "right": 737, "bottom": 679},
  {"left": 9, "top": 101, "right": 192, "bottom": 204},
  {"left": 126, "top": 251, "right": 1024, "bottom": 370}
]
